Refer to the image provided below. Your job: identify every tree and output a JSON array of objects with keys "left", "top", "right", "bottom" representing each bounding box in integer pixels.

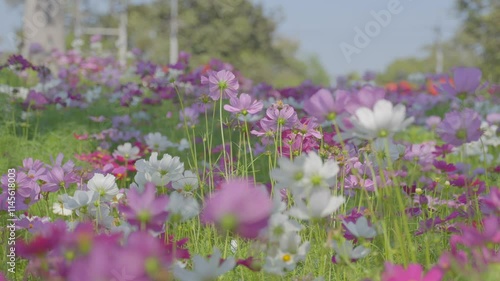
[
  {"left": 97, "top": 0, "right": 329, "bottom": 86},
  {"left": 456, "top": 0, "right": 500, "bottom": 80}
]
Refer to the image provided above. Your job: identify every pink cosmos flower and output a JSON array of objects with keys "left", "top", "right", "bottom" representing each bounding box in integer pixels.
[
  {"left": 201, "top": 70, "right": 239, "bottom": 100},
  {"left": 381, "top": 263, "right": 443, "bottom": 281},
  {"left": 224, "top": 93, "right": 263, "bottom": 116},
  {"left": 119, "top": 182, "right": 169, "bottom": 232},
  {"left": 201, "top": 178, "right": 273, "bottom": 239},
  {"left": 303, "top": 89, "right": 350, "bottom": 122}
]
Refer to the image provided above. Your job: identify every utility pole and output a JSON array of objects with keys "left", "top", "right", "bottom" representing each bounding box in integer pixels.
[
  {"left": 434, "top": 26, "right": 443, "bottom": 74},
  {"left": 170, "top": 0, "right": 179, "bottom": 64},
  {"left": 117, "top": 1, "right": 128, "bottom": 65}
]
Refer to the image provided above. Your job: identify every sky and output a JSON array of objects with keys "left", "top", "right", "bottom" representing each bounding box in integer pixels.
[{"left": 0, "top": 0, "right": 463, "bottom": 78}]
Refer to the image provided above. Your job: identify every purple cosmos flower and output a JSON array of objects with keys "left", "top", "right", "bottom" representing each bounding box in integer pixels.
[
  {"left": 201, "top": 70, "right": 239, "bottom": 100},
  {"left": 303, "top": 89, "right": 350, "bottom": 122},
  {"left": 436, "top": 108, "right": 483, "bottom": 146},
  {"left": 7, "top": 54, "right": 33, "bottom": 71},
  {"left": 425, "top": 116, "right": 441, "bottom": 130},
  {"left": 119, "top": 182, "right": 169, "bottom": 232},
  {"left": 260, "top": 103, "right": 299, "bottom": 131},
  {"left": 345, "top": 86, "right": 385, "bottom": 114},
  {"left": 224, "top": 93, "right": 263, "bottom": 116},
  {"left": 23, "top": 91, "right": 48, "bottom": 110},
  {"left": 179, "top": 107, "right": 200, "bottom": 127},
  {"left": 40, "top": 167, "right": 77, "bottom": 192},
  {"left": 201, "top": 178, "right": 273, "bottom": 239},
  {"left": 439, "top": 67, "right": 485, "bottom": 99},
  {"left": 404, "top": 142, "right": 436, "bottom": 171}
]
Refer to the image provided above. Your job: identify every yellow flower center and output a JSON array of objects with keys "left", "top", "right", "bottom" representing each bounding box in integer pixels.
[{"left": 282, "top": 254, "right": 292, "bottom": 262}]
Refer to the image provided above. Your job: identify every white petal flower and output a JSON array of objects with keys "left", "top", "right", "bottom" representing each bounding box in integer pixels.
[
  {"left": 52, "top": 202, "right": 72, "bottom": 216},
  {"left": 288, "top": 188, "right": 345, "bottom": 220},
  {"left": 263, "top": 232, "right": 310, "bottom": 275},
  {"left": 167, "top": 192, "right": 200, "bottom": 222},
  {"left": 173, "top": 247, "right": 235, "bottom": 281},
  {"left": 343, "top": 216, "right": 377, "bottom": 239},
  {"left": 349, "top": 99, "right": 414, "bottom": 140},
  {"left": 112, "top": 142, "right": 140, "bottom": 160},
  {"left": 144, "top": 132, "right": 174, "bottom": 152},
  {"left": 330, "top": 240, "right": 371, "bottom": 262},
  {"left": 87, "top": 173, "right": 119, "bottom": 201},
  {"left": 177, "top": 138, "right": 190, "bottom": 152},
  {"left": 63, "top": 190, "right": 98, "bottom": 210},
  {"left": 266, "top": 213, "right": 303, "bottom": 242},
  {"left": 171, "top": 170, "right": 199, "bottom": 194},
  {"left": 270, "top": 154, "right": 307, "bottom": 192},
  {"left": 302, "top": 152, "right": 339, "bottom": 192}
]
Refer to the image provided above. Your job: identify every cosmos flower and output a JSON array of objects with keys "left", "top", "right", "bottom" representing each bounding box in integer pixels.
[
  {"left": 87, "top": 173, "right": 120, "bottom": 201},
  {"left": 201, "top": 179, "right": 273, "bottom": 239},
  {"left": 438, "top": 67, "right": 485, "bottom": 100},
  {"left": 173, "top": 247, "right": 235, "bottom": 281},
  {"left": 303, "top": 89, "right": 349, "bottom": 122},
  {"left": 263, "top": 232, "right": 310, "bottom": 275},
  {"left": 288, "top": 188, "right": 345, "bottom": 220},
  {"left": 348, "top": 99, "right": 414, "bottom": 140},
  {"left": 436, "top": 108, "right": 483, "bottom": 146},
  {"left": 381, "top": 263, "right": 443, "bottom": 281},
  {"left": 201, "top": 70, "right": 239, "bottom": 100},
  {"left": 113, "top": 142, "right": 141, "bottom": 160},
  {"left": 343, "top": 216, "right": 377, "bottom": 239},
  {"left": 144, "top": 132, "right": 174, "bottom": 152},
  {"left": 119, "top": 182, "right": 169, "bottom": 232},
  {"left": 330, "top": 240, "right": 370, "bottom": 264},
  {"left": 224, "top": 93, "right": 263, "bottom": 116}
]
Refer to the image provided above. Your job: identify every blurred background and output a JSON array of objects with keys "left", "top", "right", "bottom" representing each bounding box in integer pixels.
[{"left": 0, "top": 0, "right": 498, "bottom": 86}]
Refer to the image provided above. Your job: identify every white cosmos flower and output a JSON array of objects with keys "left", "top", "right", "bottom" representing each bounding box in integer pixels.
[
  {"left": 63, "top": 190, "right": 98, "bottom": 216},
  {"left": 266, "top": 213, "right": 303, "bottom": 242},
  {"left": 87, "top": 173, "right": 119, "bottom": 201},
  {"left": 177, "top": 138, "right": 190, "bottom": 152},
  {"left": 52, "top": 202, "right": 72, "bottom": 216},
  {"left": 173, "top": 247, "right": 235, "bottom": 281},
  {"left": 270, "top": 155, "right": 307, "bottom": 191},
  {"left": 343, "top": 216, "right": 377, "bottom": 239},
  {"left": 171, "top": 170, "right": 199, "bottom": 195},
  {"left": 167, "top": 192, "right": 200, "bottom": 222},
  {"left": 301, "top": 152, "right": 339, "bottom": 193},
  {"left": 113, "top": 142, "right": 141, "bottom": 160},
  {"left": 271, "top": 152, "right": 339, "bottom": 198},
  {"left": 349, "top": 99, "right": 414, "bottom": 140},
  {"left": 263, "top": 232, "right": 310, "bottom": 275},
  {"left": 288, "top": 188, "right": 345, "bottom": 220},
  {"left": 144, "top": 132, "right": 174, "bottom": 152},
  {"left": 330, "top": 240, "right": 371, "bottom": 263},
  {"left": 134, "top": 152, "right": 184, "bottom": 186}
]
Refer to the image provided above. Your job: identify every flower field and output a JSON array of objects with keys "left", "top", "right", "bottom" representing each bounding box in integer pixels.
[{"left": 0, "top": 50, "right": 499, "bottom": 281}]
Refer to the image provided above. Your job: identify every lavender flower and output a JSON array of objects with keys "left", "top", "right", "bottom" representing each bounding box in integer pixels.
[
  {"left": 437, "top": 108, "right": 483, "bottom": 146},
  {"left": 201, "top": 70, "right": 239, "bottom": 100},
  {"left": 224, "top": 93, "right": 263, "bottom": 116}
]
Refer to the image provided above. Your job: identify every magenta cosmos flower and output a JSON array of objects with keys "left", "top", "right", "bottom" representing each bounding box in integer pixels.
[
  {"left": 119, "top": 182, "right": 169, "bottom": 232},
  {"left": 201, "top": 179, "right": 273, "bottom": 239},
  {"left": 224, "top": 93, "right": 263, "bottom": 116},
  {"left": 381, "top": 263, "right": 443, "bottom": 281},
  {"left": 303, "top": 89, "right": 349, "bottom": 122},
  {"left": 201, "top": 70, "right": 239, "bottom": 100},
  {"left": 436, "top": 108, "right": 483, "bottom": 146}
]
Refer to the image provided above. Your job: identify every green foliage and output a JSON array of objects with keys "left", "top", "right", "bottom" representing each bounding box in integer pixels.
[
  {"left": 97, "top": 0, "right": 330, "bottom": 86},
  {"left": 456, "top": 0, "right": 500, "bottom": 81}
]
